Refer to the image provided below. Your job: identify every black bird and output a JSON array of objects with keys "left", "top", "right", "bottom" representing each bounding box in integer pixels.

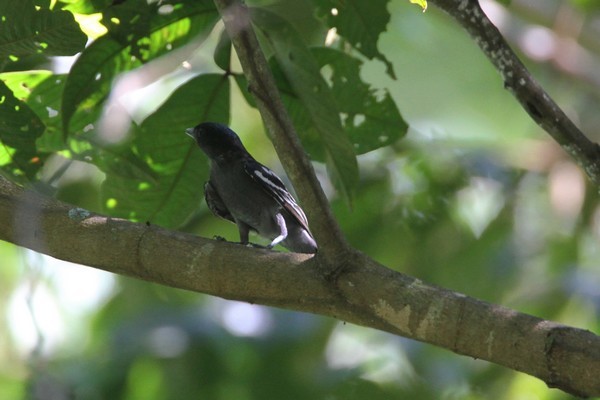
[{"left": 185, "top": 122, "right": 318, "bottom": 254}]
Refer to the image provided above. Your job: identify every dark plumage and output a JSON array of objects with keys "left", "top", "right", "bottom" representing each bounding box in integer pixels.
[{"left": 185, "top": 122, "right": 317, "bottom": 254}]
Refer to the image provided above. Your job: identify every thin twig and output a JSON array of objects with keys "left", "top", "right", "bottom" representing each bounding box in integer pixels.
[{"left": 431, "top": 0, "right": 600, "bottom": 185}]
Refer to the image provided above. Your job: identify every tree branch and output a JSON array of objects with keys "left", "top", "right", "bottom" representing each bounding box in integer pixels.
[
  {"left": 430, "top": 0, "right": 600, "bottom": 185},
  {"left": 213, "top": 0, "right": 350, "bottom": 266},
  {"left": 201, "top": 0, "right": 600, "bottom": 395},
  {"left": 1, "top": 176, "right": 599, "bottom": 396}
]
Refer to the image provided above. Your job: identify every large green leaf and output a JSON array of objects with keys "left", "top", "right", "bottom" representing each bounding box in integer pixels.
[
  {"left": 0, "top": 80, "right": 45, "bottom": 182},
  {"left": 251, "top": 8, "right": 358, "bottom": 204},
  {"left": 101, "top": 74, "right": 230, "bottom": 228},
  {"left": 267, "top": 48, "right": 407, "bottom": 159},
  {"left": 313, "top": 48, "right": 407, "bottom": 153},
  {"left": 61, "top": 0, "right": 219, "bottom": 137},
  {"left": 0, "top": 0, "right": 86, "bottom": 60},
  {"left": 313, "top": 0, "right": 396, "bottom": 78}
]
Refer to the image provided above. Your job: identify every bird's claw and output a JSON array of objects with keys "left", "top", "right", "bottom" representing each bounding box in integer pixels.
[{"left": 243, "top": 242, "right": 272, "bottom": 250}]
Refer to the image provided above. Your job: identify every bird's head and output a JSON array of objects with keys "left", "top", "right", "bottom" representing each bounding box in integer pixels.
[{"left": 185, "top": 122, "right": 247, "bottom": 160}]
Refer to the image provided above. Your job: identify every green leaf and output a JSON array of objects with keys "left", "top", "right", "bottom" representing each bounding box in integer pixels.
[
  {"left": 61, "top": 0, "right": 219, "bottom": 138},
  {"left": 271, "top": 48, "right": 407, "bottom": 157},
  {"left": 0, "top": 81, "right": 45, "bottom": 182},
  {"left": 0, "top": 70, "right": 53, "bottom": 99},
  {"left": 232, "top": 74, "right": 257, "bottom": 108},
  {"left": 267, "top": 60, "right": 323, "bottom": 159},
  {"left": 0, "top": 0, "right": 86, "bottom": 60},
  {"left": 101, "top": 74, "right": 230, "bottom": 228},
  {"left": 252, "top": 8, "right": 358, "bottom": 204},
  {"left": 312, "top": 47, "right": 407, "bottom": 154},
  {"left": 214, "top": 29, "right": 231, "bottom": 72},
  {"left": 314, "top": 0, "right": 396, "bottom": 79},
  {"left": 1, "top": 71, "right": 67, "bottom": 152}
]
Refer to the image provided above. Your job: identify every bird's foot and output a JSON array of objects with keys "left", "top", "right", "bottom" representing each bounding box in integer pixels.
[
  {"left": 240, "top": 242, "right": 275, "bottom": 250},
  {"left": 246, "top": 242, "right": 269, "bottom": 249}
]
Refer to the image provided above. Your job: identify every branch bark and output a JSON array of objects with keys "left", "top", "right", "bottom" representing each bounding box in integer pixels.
[
  {"left": 430, "top": 0, "right": 600, "bottom": 185},
  {"left": 1, "top": 175, "right": 599, "bottom": 396}
]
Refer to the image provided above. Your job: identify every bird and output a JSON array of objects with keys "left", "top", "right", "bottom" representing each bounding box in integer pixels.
[{"left": 185, "top": 122, "right": 318, "bottom": 254}]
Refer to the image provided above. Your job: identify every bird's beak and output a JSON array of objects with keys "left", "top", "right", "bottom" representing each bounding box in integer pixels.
[{"left": 185, "top": 128, "right": 194, "bottom": 138}]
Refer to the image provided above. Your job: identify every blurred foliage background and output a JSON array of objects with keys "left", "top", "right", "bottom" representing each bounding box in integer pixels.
[{"left": 1, "top": 0, "right": 600, "bottom": 399}]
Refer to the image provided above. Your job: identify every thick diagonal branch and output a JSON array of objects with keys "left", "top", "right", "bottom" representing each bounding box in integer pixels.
[
  {"left": 213, "top": 0, "right": 350, "bottom": 264},
  {"left": 202, "top": 1, "right": 600, "bottom": 395},
  {"left": 431, "top": 0, "right": 600, "bottom": 184}
]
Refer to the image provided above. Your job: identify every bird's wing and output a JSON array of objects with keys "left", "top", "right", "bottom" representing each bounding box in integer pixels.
[
  {"left": 243, "top": 159, "right": 312, "bottom": 233},
  {"left": 204, "top": 181, "right": 234, "bottom": 223}
]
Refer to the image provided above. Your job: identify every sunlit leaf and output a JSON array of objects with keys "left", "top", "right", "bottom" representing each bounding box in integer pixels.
[
  {"left": 0, "top": 0, "right": 86, "bottom": 59},
  {"left": 1, "top": 71, "right": 67, "bottom": 152},
  {"left": 0, "top": 71, "right": 53, "bottom": 99},
  {"left": 410, "top": 0, "right": 428, "bottom": 12},
  {"left": 0, "top": 81, "right": 45, "bottom": 182}
]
